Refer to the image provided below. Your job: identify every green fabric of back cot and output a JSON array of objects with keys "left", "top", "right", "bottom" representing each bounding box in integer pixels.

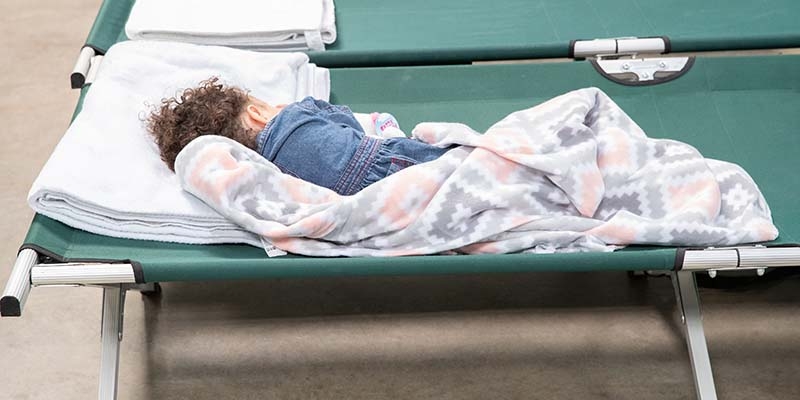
[
  {"left": 82, "top": 0, "right": 800, "bottom": 64},
  {"left": 317, "top": 0, "right": 800, "bottom": 66},
  {"left": 22, "top": 54, "right": 800, "bottom": 282},
  {"left": 83, "top": 0, "right": 135, "bottom": 54}
]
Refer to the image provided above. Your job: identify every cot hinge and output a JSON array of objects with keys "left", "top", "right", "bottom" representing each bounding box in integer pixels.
[
  {"left": 569, "top": 36, "right": 671, "bottom": 59},
  {"left": 570, "top": 36, "right": 693, "bottom": 85}
]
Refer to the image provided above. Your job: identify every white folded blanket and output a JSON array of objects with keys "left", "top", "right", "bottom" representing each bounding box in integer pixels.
[
  {"left": 125, "top": 0, "right": 336, "bottom": 51},
  {"left": 28, "top": 40, "right": 330, "bottom": 246}
]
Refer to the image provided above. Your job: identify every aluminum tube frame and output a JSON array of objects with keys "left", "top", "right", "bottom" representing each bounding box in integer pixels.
[
  {"left": 71, "top": 46, "right": 95, "bottom": 89},
  {"left": 97, "top": 283, "right": 156, "bottom": 400},
  {"left": 673, "top": 271, "right": 718, "bottom": 400},
  {"left": 1, "top": 249, "right": 38, "bottom": 316},
  {"left": 31, "top": 263, "right": 137, "bottom": 286},
  {"left": 98, "top": 285, "right": 125, "bottom": 400},
  {"left": 681, "top": 247, "right": 800, "bottom": 271},
  {"left": 572, "top": 37, "right": 666, "bottom": 58},
  {"left": 85, "top": 55, "right": 105, "bottom": 85}
]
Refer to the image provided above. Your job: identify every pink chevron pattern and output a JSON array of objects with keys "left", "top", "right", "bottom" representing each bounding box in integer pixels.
[{"left": 175, "top": 88, "right": 778, "bottom": 257}]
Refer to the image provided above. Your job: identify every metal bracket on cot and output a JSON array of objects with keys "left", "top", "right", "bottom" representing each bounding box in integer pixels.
[{"left": 570, "top": 36, "right": 694, "bottom": 86}]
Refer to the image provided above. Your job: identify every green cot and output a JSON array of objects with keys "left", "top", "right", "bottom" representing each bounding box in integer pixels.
[{"left": 4, "top": 1, "right": 800, "bottom": 399}]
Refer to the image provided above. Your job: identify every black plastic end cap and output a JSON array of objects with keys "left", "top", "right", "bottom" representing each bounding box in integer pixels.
[
  {"left": 131, "top": 261, "right": 145, "bottom": 284},
  {"left": 1, "top": 296, "right": 21, "bottom": 317},
  {"left": 661, "top": 36, "right": 671, "bottom": 54},
  {"left": 141, "top": 282, "right": 162, "bottom": 297},
  {"left": 70, "top": 72, "right": 85, "bottom": 89}
]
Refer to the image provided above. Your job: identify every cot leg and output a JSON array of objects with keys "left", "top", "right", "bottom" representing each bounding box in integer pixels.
[
  {"left": 98, "top": 285, "right": 126, "bottom": 400},
  {"left": 672, "top": 271, "right": 718, "bottom": 400}
]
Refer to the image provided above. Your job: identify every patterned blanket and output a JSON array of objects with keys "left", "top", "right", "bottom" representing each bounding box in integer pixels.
[{"left": 175, "top": 88, "right": 778, "bottom": 256}]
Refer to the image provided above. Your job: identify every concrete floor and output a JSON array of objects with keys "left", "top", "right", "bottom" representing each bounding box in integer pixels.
[{"left": 2, "top": 1, "right": 800, "bottom": 399}]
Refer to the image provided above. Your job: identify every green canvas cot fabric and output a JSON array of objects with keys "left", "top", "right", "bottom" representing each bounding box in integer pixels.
[
  {"left": 315, "top": 0, "right": 800, "bottom": 66},
  {"left": 83, "top": 0, "right": 135, "bottom": 54},
  {"left": 23, "top": 214, "right": 678, "bottom": 282},
  {"left": 83, "top": 0, "right": 800, "bottom": 64},
  {"left": 21, "top": 55, "right": 799, "bottom": 282}
]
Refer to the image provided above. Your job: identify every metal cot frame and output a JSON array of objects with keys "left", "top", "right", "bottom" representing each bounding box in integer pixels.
[{"left": 4, "top": 246, "right": 800, "bottom": 400}]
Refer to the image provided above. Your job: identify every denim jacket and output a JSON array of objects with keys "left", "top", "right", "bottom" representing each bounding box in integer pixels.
[{"left": 255, "top": 97, "right": 449, "bottom": 196}]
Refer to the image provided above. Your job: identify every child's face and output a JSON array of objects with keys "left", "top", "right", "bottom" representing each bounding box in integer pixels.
[{"left": 241, "top": 96, "right": 286, "bottom": 131}]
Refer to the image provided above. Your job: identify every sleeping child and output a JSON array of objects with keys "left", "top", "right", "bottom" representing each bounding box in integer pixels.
[{"left": 147, "top": 77, "right": 452, "bottom": 196}]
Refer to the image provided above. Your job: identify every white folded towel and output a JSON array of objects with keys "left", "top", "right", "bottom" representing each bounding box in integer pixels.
[
  {"left": 125, "top": 0, "right": 336, "bottom": 51},
  {"left": 28, "top": 40, "right": 330, "bottom": 246}
]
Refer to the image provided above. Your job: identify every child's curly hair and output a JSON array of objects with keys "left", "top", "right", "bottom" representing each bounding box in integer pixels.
[{"left": 147, "top": 77, "right": 255, "bottom": 171}]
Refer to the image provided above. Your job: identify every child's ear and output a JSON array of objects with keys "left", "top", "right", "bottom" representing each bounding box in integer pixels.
[{"left": 245, "top": 104, "right": 269, "bottom": 127}]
